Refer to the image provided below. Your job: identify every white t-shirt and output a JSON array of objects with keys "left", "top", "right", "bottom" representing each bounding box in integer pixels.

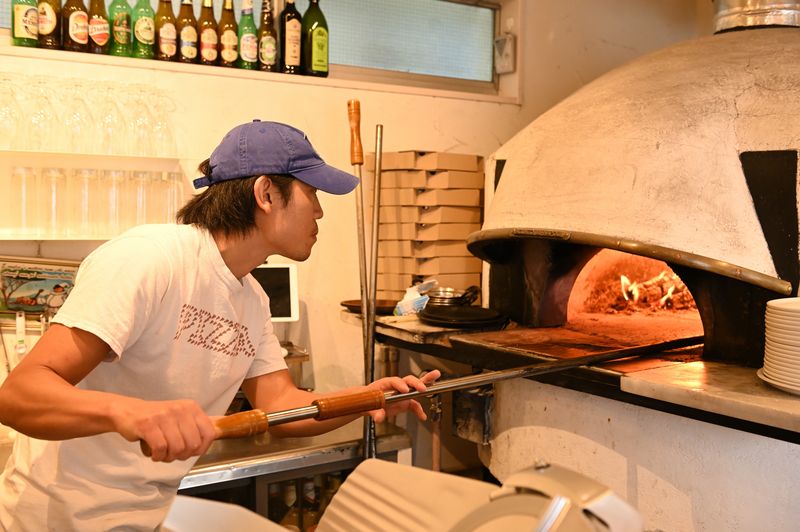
[{"left": 0, "top": 224, "right": 287, "bottom": 531}]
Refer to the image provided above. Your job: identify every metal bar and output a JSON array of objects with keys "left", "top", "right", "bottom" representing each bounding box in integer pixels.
[
  {"left": 363, "top": 124, "right": 384, "bottom": 460},
  {"left": 466, "top": 228, "right": 793, "bottom": 295},
  {"left": 263, "top": 336, "right": 704, "bottom": 428},
  {"left": 382, "top": 335, "right": 703, "bottom": 406}
]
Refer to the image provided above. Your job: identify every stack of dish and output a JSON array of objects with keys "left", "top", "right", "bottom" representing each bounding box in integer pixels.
[{"left": 760, "top": 298, "right": 800, "bottom": 395}]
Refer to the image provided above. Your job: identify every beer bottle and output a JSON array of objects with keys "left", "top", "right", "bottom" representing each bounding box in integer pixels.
[
  {"left": 257, "top": 0, "right": 277, "bottom": 72},
  {"left": 217, "top": 0, "right": 238, "bottom": 68},
  {"left": 12, "top": 0, "right": 38, "bottom": 48},
  {"left": 279, "top": 0, "right": 301, "bottom": 74},
  {"left": 176, "top": 0, "right": 198, "bottom": 63},
  {"left": 37, "top": 0, "right": 61, "bottom": 49},
  {"left": 155, "top": 0, "right": 177, "bottom": 61},
  {"left": 301, "top": 477, "right": 321, "bottom": 530},
  {"left": 237, "top": 0, "right": 257, "bottom": 69},
  {"left": 197, "top": 0, "right": 217, "bottom": 66},
  {"left": 131, "top": 0, "right": 155, "bottom": 59},
  {"left": 88, "top": 0, "right": 110, "bottom": 54},
  {"left": 279, "top": 481, "right": 300, "bottom": 531},
  {"left": 301, "top": 0, "right": 327, "bottom": 77},
  {"left": 267, "top": 482, "right": 288, "bottom": 523},
  {"left": 62, "top": 0, "right": 89, "bottom": 52},
  {"left": 108, "top": 0, "right": 132, "bottom": 57}
]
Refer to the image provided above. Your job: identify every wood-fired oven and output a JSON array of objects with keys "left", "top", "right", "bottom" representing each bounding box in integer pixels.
[{"left": 468, "top": 22, "right": 800, "bottom": 369}]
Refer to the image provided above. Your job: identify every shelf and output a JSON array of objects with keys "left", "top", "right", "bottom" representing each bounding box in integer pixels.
[{"left": 0, "top": 150, "right": 183, "bottom": 174}]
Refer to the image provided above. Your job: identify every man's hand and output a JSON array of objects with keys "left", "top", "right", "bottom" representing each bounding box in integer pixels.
[
  {"left": 366, "top": 370, "right": 441, "bottom": 422},
  {"left": 110, "top": 397, "right": 217, "bottom": 463}
]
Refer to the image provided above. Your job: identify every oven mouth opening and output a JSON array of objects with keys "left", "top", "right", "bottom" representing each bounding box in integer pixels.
[
  {"left": 567, "top": 249, "right": 704, "bottom": 350},
  {"left": 469, "top": 230, "right": 790, "bottom": 367}
]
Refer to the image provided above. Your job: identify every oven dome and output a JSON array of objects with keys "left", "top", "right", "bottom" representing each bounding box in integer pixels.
[{"left": 469, "top": 28, "right": 800, "bottom": 295}]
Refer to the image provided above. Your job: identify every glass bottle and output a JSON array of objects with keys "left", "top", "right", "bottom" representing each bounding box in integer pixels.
[
  {"left": 197, "top": 0, "right": 217, "bottom": 65},
  {"left": 279, "top": 481, "right": 300, "bottom": 530},
  {"left": 257, "top": 0, "right": 276, "bottom": 72},
  {"left": 301, "top": 0, "right": 327, "bottom": 77},
  {"left": 176, "top": 0, "right": 198, "bottom": 63},
  {"left": 155, "top": 0, "right": 177, "bottom": 61},
  {"left": 237, "top": 0, "right": 257, "bottom": 70},
  {"left": 217, "top": 0, "right": 238, "bottom": 68},
  {"left": 88, "top": 0, "right": 110, "bottom": 54},
  {"left": 267, "top": 482, "right": 288, "bottom": 523},
  {"left": 131, "top": 0, "right": 155, "bottom": 59},
  {"left": 279, "top": 0, "right": 301, "bottom": 74},
  {"left": 108, "top": 0, "right": 132, "bottom": 56},
  {"left": 12, "top": 0, "right": 38, "bottom": 47},
  {"left": 62, "top": 0, "right": 89, "bottom": 52},
  {"left": 301, "top": 477, "right": 321, "bottom": 530},
  {"left": 37, "top": 0, "right": 61, "bottom": 49}
]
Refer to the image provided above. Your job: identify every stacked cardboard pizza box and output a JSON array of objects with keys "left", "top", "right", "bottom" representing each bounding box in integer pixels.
[{"left": 363, "top": 150, "right": 484, "bottom": 301}]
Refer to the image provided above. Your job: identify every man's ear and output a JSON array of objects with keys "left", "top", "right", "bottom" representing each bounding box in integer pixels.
[{"left": 254, "top": 175, "right": 273, "bottom": 211}]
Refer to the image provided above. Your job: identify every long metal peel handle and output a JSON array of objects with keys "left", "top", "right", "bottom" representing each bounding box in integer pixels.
[
  {"left": 313, "top": 389, "right": 386, "bottom": 420},
  {"left": 348, "top": 99, "right": 363, "bottom": 166}
]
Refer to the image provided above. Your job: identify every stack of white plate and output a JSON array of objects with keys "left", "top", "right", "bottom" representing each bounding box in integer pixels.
[{"left": 760, "top": 298, "right": 800, "bottom": 395}]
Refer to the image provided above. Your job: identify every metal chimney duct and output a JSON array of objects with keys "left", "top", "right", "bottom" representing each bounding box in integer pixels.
[{"left": 714, "top": 0, "right": 800, "bottom": 32}]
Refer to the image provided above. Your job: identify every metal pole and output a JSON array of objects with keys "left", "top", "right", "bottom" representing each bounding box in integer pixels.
[
  {"left": 347, "top": 100, "right": 378, "bottom": 460},
  {"left": 362, "top": 124, "right": 384, "bottom": 459}
]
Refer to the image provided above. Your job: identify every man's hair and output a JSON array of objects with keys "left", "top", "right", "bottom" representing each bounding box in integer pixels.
[{"left": 176, "top": 159, "right": 296, "bottom": 237}]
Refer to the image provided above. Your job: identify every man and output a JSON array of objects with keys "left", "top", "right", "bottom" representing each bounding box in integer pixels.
[{"left": 0, "top": 120, "right": 439, "bottom": 531}]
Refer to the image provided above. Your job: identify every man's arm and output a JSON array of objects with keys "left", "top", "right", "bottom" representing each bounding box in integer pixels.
[
  {"left": 241, "top": 368, "right": 441, "bottom": 438},
  {"left": 0, "top": 323, "right": 216, "bottom": 463}
]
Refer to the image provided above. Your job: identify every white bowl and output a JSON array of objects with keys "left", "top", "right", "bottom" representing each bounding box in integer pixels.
[{"left": 767, "top": 297, "right": 800, "bottom": 312}]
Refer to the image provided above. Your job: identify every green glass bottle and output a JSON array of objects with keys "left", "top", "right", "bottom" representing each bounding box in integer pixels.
[
  {"left": 12, "top": 0, "right": 39, "bottom": 47},
  {"left": 301, "top": 0, "right": 328, "bottom": 77},
  {"left": 237, "top": 0, "right": 257, "bottom": 69},
  {"left": 257, "top": 0, "right": 277, "bottom": 71},
  {"left": 108, "top": 0, "right": 132, "bottom": 56},
  {"left": 131, "top": 0, "right": 155, "bottom": 59}
]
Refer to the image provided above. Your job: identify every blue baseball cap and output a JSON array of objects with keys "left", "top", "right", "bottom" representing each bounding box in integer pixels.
[{"left": 193, "top": 120, "right": 359, "bottom": 194}]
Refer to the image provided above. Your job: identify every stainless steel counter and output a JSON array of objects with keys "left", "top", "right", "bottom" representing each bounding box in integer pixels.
[
  {"left": 0, "top": 421, "right": 410, "bottom": 491},
  {"left": 181, "top": 420, "right": 409, "bottom": 489}
]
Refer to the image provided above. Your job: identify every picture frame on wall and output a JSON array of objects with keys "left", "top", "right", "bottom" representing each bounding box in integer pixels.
[{"left": 0, "top": 256, "right": 80, "bottom": 318}]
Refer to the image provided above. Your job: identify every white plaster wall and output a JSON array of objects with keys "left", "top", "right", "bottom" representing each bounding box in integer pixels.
[
  {"left": 0, "top": 1, "right": 713, "bottom": 393},
  {"left": 487, "top": 379, "right": 800, "bottom": 531}
]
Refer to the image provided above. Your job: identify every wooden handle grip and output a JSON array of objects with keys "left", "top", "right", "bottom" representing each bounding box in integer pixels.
[
  {"left": 213, "top": 409, "right": 270, "bottom": 439},
  {"left": 313, "top": 389, "right": 385, "bottom": 420},
  {"left": 348, "top": 99, "right": 363, "bottom": 166},
  {"left": 140, "top": 409, "right": 269, "bottom": 457}
]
